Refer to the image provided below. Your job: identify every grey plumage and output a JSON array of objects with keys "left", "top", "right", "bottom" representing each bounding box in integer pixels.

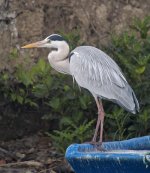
[{"left": 70, "top": 46, "right": 139, "bottom": 114}]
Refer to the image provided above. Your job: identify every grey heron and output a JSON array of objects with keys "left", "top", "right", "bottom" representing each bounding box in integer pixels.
[{"left": 22, "top": 34, "right": 139, "bottom": 144}]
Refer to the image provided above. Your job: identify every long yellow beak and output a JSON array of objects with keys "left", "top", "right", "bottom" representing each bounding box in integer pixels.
[{"left": 21, "top": 40, "right": 47, "bottom": 49}]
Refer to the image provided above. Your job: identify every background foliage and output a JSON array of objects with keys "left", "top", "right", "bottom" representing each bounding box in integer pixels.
[
  {"left": 0, "top": 17, "right": 150, "bottom": 153},
  {"left": 105, "top": 16, "right": 150, "bottom": 140}
]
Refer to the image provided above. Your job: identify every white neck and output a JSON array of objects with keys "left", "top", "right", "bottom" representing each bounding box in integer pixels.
[{"left": 48, "top": 41, "right": 71, "bottom": 74}]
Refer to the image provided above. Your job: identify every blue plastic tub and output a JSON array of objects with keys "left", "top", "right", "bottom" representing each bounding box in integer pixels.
[{"left": 65, "top": 136, "right": 150, "bottom": 173}]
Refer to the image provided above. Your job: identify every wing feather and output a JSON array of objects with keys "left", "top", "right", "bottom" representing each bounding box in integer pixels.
[{"left": 69, "top": 46, "right": 139, "bottom": 113}]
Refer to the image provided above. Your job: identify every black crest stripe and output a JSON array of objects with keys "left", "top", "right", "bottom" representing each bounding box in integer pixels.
[
  {"left": 68, "top": 52, "right": 74, "bottom": 62},
  {"left": 48, "top": 34, "right": 64, "bottom": 41}
]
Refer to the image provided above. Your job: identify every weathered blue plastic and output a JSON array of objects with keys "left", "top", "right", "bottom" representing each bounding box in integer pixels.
[{"left": 65, "top": 136, "right": 150, "bottom": 173}]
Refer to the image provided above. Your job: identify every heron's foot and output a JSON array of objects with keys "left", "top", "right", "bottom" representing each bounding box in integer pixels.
[
  {"left": 83, "top": 141, "right": 106, "bottom": 152},
  {"left": 83, "top": 141, "right": 96, "bottom": 144},
  {"left": 93, "top": 144, "right": 105, "bottom": 151},
  {"left": 91, "top": 141, "right": 106, "bottom": 151}
]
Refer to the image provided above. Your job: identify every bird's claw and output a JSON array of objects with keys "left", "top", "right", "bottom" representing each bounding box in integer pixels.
[{"left": 83, "top": 141, "right": 106, "bottom": 152}]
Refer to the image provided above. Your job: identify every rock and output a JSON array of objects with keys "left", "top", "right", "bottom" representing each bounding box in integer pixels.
[
  {"left": 16, "top": 152, "right": 26, "bottom": 159},
  {"left": 113, "top": 5, "right": 144, "bottom": 34},
  {"left": 0, "top": 0, "right": 150, "bottom": 69}
]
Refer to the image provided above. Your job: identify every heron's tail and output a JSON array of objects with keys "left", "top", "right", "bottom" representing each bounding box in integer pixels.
[
  {"left": 112, "top": 85, "right": 140, "bottom": 114},
  {"left": 132, "top": 90, "right": 140, "bottom": 114},
  {"left": 118, "top": 87, "right": 140, "bottom": 114}
]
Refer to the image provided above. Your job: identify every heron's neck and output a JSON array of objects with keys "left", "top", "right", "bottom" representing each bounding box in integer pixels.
[{"left": 48, "top": 43, "right": 71, "bottom": 74}]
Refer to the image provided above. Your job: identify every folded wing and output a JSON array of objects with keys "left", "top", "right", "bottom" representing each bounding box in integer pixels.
[{"left": 69, "top": 46, "right": 139, "bottom": 113}]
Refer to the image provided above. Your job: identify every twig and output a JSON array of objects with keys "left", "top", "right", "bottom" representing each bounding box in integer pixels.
[
  {"left": 38, "top": 163, "right": 65, "bottom": 173},
  {"left": 0, "top": 147, "right": 18, "bottom": 160},
  {"left": 0, "top": 147, "right": 8, "bottom": 154},
  {"left": 0, "top": 160, "right": 43, "bottom": 168}
]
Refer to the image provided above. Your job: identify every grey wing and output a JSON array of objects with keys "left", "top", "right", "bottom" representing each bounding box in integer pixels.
[{"left": 69, "top": 46, "right": 139, "bottom": 114}]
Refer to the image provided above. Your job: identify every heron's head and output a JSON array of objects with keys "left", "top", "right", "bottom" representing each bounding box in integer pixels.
[{"left": 21, "top": 34, "right": 68, "bottom": 50}]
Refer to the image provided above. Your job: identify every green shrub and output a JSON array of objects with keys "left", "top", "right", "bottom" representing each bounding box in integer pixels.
[
  {"left": 48, "top": 118, "right": 95, "bottom": 153},
  {"left": 0, "top": 17, "right": 150, "bottom": 153},
  {"left": 104, "top": 16, "right": 150, "bottom": 139}
]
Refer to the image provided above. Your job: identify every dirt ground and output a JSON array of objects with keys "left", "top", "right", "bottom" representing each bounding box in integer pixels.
[{"left": 0, "top": 133, "right": 73, "bottom": 173}]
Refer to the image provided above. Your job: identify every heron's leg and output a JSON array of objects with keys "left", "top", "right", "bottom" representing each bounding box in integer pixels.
[
  {"left": 92, "top": 97, "right": 101, "bottom": 143},
  {"left": 99, "top": 100, "right": 105, "bottom": 144}
]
